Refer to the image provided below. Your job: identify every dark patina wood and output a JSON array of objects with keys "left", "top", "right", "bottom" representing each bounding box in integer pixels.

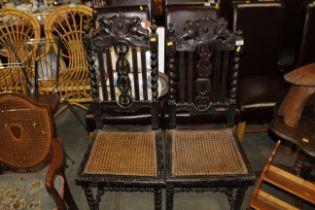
[
  {"left": 165, "top": 16, "right": 255, "bottom": 210},
  {"left": 77, "top": 15, "right": 164, "bottom": 210}
]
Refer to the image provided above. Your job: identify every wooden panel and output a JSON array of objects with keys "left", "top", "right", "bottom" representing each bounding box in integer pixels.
[
  {"left": 264, "top": 165, "right": 315, "bottom": 205},
  {"left": 251, "top": 190, "right": 300, "bottom": 210}
]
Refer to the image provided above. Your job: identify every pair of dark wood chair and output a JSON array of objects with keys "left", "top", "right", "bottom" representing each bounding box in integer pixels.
[{"left": 77, "top": 7, "right": 255, "bottom": 210}]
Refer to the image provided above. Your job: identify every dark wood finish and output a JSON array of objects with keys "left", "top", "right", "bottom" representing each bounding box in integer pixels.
[
  {"left": 0, "top": 93, "right": 78, "bottom": 210},
  {"left": 271, "top": 63, "right": 315, "bottom": 158},
  {"left": 77, "top": 15, "right": 164, "bottom": 210},
  {"left": 165, "top": 15, "right": 255, "bottom": 210}
]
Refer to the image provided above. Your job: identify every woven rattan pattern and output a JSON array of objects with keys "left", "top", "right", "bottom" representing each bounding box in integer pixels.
[
  {"left": 172, "top": 129, "right": 248, "bottom": 176},
  {"left": 0, "top": 95, "right": 52, "bottom": 168},
  {"left": 84, "top": 131, "right": 157, "bottom": 176}
]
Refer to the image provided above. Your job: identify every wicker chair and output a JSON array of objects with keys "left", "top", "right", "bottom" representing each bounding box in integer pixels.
[
  {"left": 0, "top": 8, "right": 40, "bottom": 95},
  {"left": 0, "top": 10, "right": 61, "bottom": 113},
  {"left": 0, "top": 93, "right": 78, "bottom": 210},
  {"left": 76, "top": 15, "right": 164, "bottom": 210},
  {"left": 0, "top": 8, "right": 40, "bottom": 64},
  {"left": 44, "top": 5, "right": 93, "bottom": 112},
  {"left": 165, "top": 16, "right": 255, "bottom": 210}
]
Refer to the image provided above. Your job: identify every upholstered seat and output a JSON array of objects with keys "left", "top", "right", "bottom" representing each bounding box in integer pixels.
[
  {"left": 171, "top": 129, "right": 248, "bottom": 176},
  {"left": 0, "top": 173, "right": 64, "bottom": 210},
  {"left": 84, "top": 130, "right": 158, "bottom": 176}
]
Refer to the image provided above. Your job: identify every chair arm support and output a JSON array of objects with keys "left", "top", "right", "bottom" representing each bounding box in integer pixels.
[{"left": 46, "top": 138, "right": 66, "bottom": 210}]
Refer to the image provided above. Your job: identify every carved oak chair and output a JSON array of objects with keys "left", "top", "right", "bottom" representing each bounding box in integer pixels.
[
  {"left": 85, "top": 5, "right": 152, "bottom": 132},
  {"left": 233, "top": 2, "right": 289, "bottom": 142},
  {"left": 165, "top": 16, "right": 255, "bottom": 210},
  {"left": 76, "top": 15, "right": 164, "bottom": 210},
  {"left": 44, "top": 5, "right": 93, "bottom": 112},
  {"left": 0, "top": 93, "right": 78, "bottom": 210}
]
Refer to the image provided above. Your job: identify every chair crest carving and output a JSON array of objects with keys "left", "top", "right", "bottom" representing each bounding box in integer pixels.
[
  {"left": 173, "top": 17, "right": 235, "bottom": 51},
  {"left": 92, "top": 14, "right": 150, "bottom": 48}
]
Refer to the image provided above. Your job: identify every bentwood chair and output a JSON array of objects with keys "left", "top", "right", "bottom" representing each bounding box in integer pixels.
[
  {"left": 77, "top": 15, "right": 164, "bottom": 210},
  {"left": 44, "top": 5, "right": 93, "bottom": 113},
  {"left": 233, "top": 2, "right": 289, "bottom": 142},
  {"left": 0, "top": 93, "right": 78, "bottom": 210},
  {"left": 165, "top": 16, "right": 255, "bottom": 210}
]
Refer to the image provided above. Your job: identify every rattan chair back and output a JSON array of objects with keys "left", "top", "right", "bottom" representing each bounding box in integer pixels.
[
  {"left": 0, "top": 8, "right": 41, "bottom": 64},
  {"left": 0, "top": 9, "right": 40, "bottom": 96},
  {"left": 0, "top": 93, "right": 53, "bottom": 169},
  {"left": 44, "top": 5, "right": 93, "bottom": 103}
]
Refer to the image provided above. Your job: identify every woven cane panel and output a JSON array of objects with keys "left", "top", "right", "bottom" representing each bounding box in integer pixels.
[
  {"left": 0, "top": 95, "right": 52, "bottom": 168},
  {"left": 84, "top": 131, "right": 157, "bottom": 176},
  {"left": 172, "top": 129, "right": 248, "bottom": 176}
]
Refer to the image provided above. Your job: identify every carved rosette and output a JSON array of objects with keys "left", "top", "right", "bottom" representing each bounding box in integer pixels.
[{"left": 194, "top": 45, "right": 212, "bottom": 111}]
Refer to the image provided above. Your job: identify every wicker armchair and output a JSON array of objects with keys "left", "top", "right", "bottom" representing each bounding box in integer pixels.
[
  {"left": 76, "top": 15, "right": 164, "bottom": 210},
  {"left": 165, "top": 16, "right": 255, "bottom": 210},
  {"left": 44, "top": 5, "right": 93, "bottom": 111},
  {"left": 0, "top": 93, "right": 78, "bottom": 210},
  {"left": 0, "top": 8, "right": 40, "bottom": 95}
]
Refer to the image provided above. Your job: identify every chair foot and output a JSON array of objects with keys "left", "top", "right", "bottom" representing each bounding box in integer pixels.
[
  {"left": 227, "top": 188, "right": 246, "bottom": 210},
  {"left": 166, "top": 186, "right": 174, "bottom": 210},
  {"left": 63, "top": 173, "right": 79, "bottom": 210},
  {"left": 83, "top": 185, "right": 99, "bottom": 210},
  {"left": 154, "top": 188, "right": 162, "bottom": 210}
]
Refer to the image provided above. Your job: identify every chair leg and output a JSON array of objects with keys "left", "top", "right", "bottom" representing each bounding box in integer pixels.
[
  {"left": 63, "top": 177, "right": 79, "bottom": 210},
  {"left": 227, "top": 188, "right": 246, "bottom": 210},
  {"left": 154, "top": 188, "right": 162, "bottom": 210},
  {"left": 166, "top": 186, "right": 174, "bottom": 210},
  {"left": 83, "top": 185, "right": 99, "bottom": 210},
  {"left": 236, "top": 121, "right": 246, "bottom": 143}
]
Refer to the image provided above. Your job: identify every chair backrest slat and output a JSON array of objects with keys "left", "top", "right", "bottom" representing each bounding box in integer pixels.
[
  {"left": 104, "top": 48, "right": 116, "bottom": 101},
  {"left": 97, "top": 50, "right": 108, "bottom": 101},
  {"left": 179, "top": 51, "right": 186, "bottom": 103},
  {"left": 140, "top": 49, "right": 148, "bottom": 101},
  {"left": 132, "top": 47, "right": 140, "bottom": 101}
]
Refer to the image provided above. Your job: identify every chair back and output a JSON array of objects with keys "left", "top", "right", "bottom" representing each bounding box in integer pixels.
[
  {"left": 296, "top": 3, "right": 315, "bottom": 67},
  {"left": 45, "top": 5, "right": 93, "bottom": 72},
  {"left": 23, "top": 39, "right": 61, "bottom": 100},
  {"left": 106, "top": 0, "right": 154, "bottom": 19},
  {"left": 94, "top": 5, "right": 150, "bottom": 22},
  {"left": 233, "top": 2, "right": 284, "bottom": 76},
  {"left": 85, "top": 14, "right": 160, "bottom": 129},
  {"left": 0, "top": 8, "right": 40, "bottom": 64},
  {"left": 166, "top": 16, "right": 243, "bottom": 128},
  {"left": 0, "top": 93, "right": 53, "bottom": 169},
  {"left": 165, "top": 4, "right": 219, "bottom": 36}
]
